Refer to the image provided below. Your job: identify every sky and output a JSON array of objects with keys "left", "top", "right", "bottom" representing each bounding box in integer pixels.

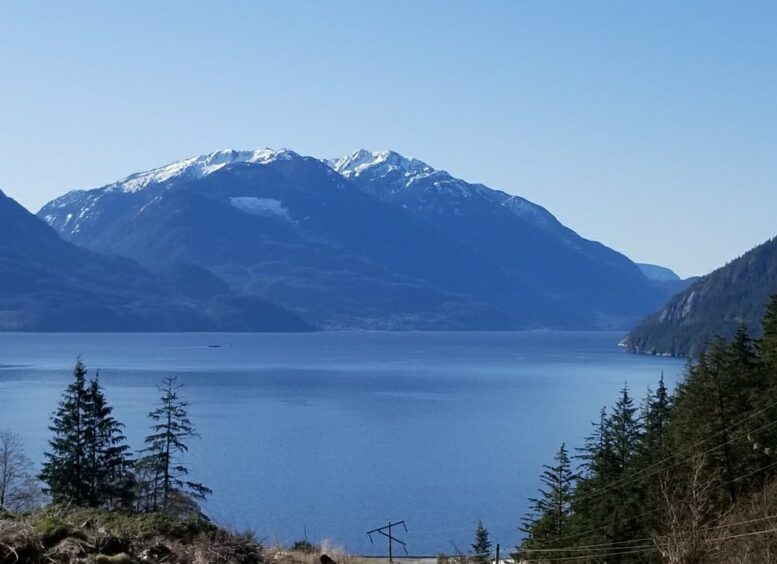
[{"left": 1, "top": 1, "right": 775, "bottom": 278}]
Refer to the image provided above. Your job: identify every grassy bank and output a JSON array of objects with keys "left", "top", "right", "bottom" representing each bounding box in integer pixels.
[{"left": 0, "top": 506, "right": 262, "bottom": 563}]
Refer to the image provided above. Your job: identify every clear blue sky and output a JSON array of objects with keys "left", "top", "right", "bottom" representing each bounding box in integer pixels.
[{"left": 1, "top": 1, "right": 775, "bottom": 278}]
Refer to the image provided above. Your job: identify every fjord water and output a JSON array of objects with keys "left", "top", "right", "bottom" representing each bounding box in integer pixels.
[{"left": 0, "top": 331, "right": 682, "bottom": 554}]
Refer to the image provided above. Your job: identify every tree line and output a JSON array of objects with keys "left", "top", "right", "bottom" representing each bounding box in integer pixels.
[
  {"left": 518, "top": 294, "right": 777, "bottom": 563},
  {"left": 0, "top": 361, "right": 209, "bottom": 518}
]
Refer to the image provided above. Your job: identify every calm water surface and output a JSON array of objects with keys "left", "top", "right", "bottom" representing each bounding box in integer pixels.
[{"left": 0, "top": 331, "right": 684, "bottom": 554}]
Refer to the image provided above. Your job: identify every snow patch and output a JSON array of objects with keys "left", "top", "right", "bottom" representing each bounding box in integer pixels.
[{"left": 230, "top": 197, "right": 292, "bottom": 221}]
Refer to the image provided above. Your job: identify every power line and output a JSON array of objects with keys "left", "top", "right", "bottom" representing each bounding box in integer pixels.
[
  {"left": 522, "top": 504, "right": 777, "bottom": 556},
  {"left": 493, "top": 523, "right": 777, "bottom": 563},
  {"left": 708, "top": 524, "right": 777, "bottom": 543},
  {"left": 520, "top": 546, "right": 656, "bottom": 562},
  {"left": 520, "top": 513, "right": 777, "bottom": 555},
  {"left": 525, "top": 454, "right": 777, "bottom": 549}
]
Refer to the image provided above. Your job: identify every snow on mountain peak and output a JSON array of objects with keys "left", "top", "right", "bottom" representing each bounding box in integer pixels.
[
  {"left": 107, "top": 148, "right": 297, "bottom": 193},
  {"left": 328, "top": 149, "right": 433, "bottom": 179}
]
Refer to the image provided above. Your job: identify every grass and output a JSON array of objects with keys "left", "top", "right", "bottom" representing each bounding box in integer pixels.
[
  {"left": 0, "top": 506, "right": 367, "bottom": 563},
  {"left": 0, "top": 505, "right": 262, "bottom": 563}
]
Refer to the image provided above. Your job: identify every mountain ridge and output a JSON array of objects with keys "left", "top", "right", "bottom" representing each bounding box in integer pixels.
[{"left": 37, "top": 147, "right": 674, "bottom": 331}]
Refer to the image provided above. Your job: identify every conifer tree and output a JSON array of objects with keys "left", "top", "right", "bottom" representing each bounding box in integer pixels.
[
  {"left": 471, "top": 521, "right": 491, "bottom": 564},
  {"left": 633, "top": 375, "right": 674, "bottom": 538},
  {"left": 40, "top": 360, "right": 134, "bottom": 507},
  {"left": 608, "top": 385, "right": 642, "bottom": 473},
  {"left": 84, "top": 375, "right": 135, "bottom": 508},
  {"left": 671, "top": 336, "right": 764, "bottom": 504},
  {"left": 642, "top": 374, "right": 672, "bottom": 464},
  {"left": 760, "top": 293, "right": 777, "bottom": 370},
  {"left": 519, "top": 443, "right": 575, "bottom": 558},
  {"left": 40, "top": 359, "right": 91, "bottom": 505},
  {"left": 137, "top": 375, "right": 211, "bottom": 514},
  {"left": 566, "top": 388, "right": 645, "bottom": 556}
]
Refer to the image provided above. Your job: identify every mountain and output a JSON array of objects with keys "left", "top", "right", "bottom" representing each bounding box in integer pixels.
[
  {"left": 636, "top": 262, "right": 698, "bottom": 298},
  {"left": 329, "top": 150, "right": 671, "bottom": 325},
  {"left": 39, "top": 148, "right": 670, "bottom": 330},
  {"left": 623, "top": 236, "right": 777, "bottom": 357},
  {"left": 0, "top": 189, "right": 311, "bottom": 332},
  {"left": 637, "top": 263, "right": 681, "bottom": 282}
]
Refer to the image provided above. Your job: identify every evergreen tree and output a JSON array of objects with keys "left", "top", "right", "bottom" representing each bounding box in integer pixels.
[
  {"left": 633, "top": 375, "right": 674, "bottom": 540},
  {"left": 137, "top": 375, "right": 211, "bottom": 514},
  {"left": 671, "top": 334, "right": 766, "bottom": 504},
  {"left": 84, "top": 375, "right": 135, "bottom": 509},
  {"left": 40, "top": 360, "right": 134, "bottom": 508},
  {"left": 760, "top": 293, "right": 777, "bottom": 370},
  {"left": 471, "top": 521, "right": 491, "bottom": 564},
  {"left": 519, "top": 443, "right": 576, "bottom": 560},
  {"left": 566, "top": 387, "right": 644, "bottom": 561},
  {"left": 608, "top": 385, "right": 642, "bottom": 474},
  {"left": 642, "top": 374, "right": 672, "bottom": 464},
  {"left": 40, "top": 359, "right": 91, "bottom": 505}
]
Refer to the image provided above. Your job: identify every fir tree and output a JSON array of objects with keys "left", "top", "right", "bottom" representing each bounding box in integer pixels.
[
  {"left": 519, "top": 443, "right": 576, "bottom": 559},
  {"left": 137, "top": 375, "right": 211, "bottom": 514},
  {"left": 40, "top": 360, "right": 134, "bottom": 508},
  {"left": 84, "top": 375, "right": 135, "bottom": 509},
  {"left": 642, "top": 373, "right": 672, "bottom": 464},
  {"left": 633, "top": 375, "right": 674, "bottom": 539},
  {"left": 566, "top": 387, "right": 644, "bottom": 558},
  {"left": 471, "top": 521, "right": 491, "bottom": 564},
  {"left": 608, "top": 384, "right": 642, "bottom": 473},
  {"left": 40, "top": 359, "right": 91, "bottom": 505}
]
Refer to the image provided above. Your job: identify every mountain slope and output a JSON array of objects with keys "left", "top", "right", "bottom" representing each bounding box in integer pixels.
[
  {"left": 0, "top": 189, "right": 311, "bottom": 332},
  {"left": 330, "top": 150, "right": 669, "bottom": 326},
  {"left": 623, "top": 236, "right": 777, "bottom": 356},
  {"left": 40, "top": 148, "right": 669, "bottom": 330}
]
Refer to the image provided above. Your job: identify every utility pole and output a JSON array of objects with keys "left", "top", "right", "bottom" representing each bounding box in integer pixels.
[
  {"left": 495, "top": 544, "right": 500, "bottom": 564},
  {"left": 366, "top": 520, "right": 408, "bottom": 563}
]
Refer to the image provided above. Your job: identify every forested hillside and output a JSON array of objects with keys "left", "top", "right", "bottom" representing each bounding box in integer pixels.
[
  {"left": 519, "top": 295, "right": 777, "bottom": 563},
  {"left": 623, "top": 236, "right": 777, "bottom": 357}
]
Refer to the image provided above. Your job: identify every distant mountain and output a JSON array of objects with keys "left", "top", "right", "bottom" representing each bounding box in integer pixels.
[
  {"left": 623, "top": 237, "right": 777, "bottom": 357},
  {"left": 637, "top": 263, "right": 681, "bottom": 282},
  {"left": 39, "top": 148, "right": 670, "bottom": 330},
  {"left": 636, "top": 262, "right": 698, "bottom": 299},
  {"left": 0, "top": 189, "right": 311, "bottom": 332}
]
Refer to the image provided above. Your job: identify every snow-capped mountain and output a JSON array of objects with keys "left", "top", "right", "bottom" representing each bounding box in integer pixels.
[
  {"left": 108, "top": 148, "right": 297, "bottom": 193},
  {"left": 38, "top": 148, "right": 670, "bottom": 330},
  {"left": 327, "top": 149, "right": 565, "bottom": 233},
  {"left": 328, "top": 149, "right": 434, "bottom": 179}
]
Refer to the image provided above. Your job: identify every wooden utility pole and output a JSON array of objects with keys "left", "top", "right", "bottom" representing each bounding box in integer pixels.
[
  {"left": 366, "top": 520, "right": 408, "bottom": 563},
  {"left": 495, "top": 544, "right": 500, "bottom": 564}
]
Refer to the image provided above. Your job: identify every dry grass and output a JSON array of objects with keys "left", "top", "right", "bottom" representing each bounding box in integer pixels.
[{"left": 0, "top": 506, "right": 264, "bottom": 563}]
